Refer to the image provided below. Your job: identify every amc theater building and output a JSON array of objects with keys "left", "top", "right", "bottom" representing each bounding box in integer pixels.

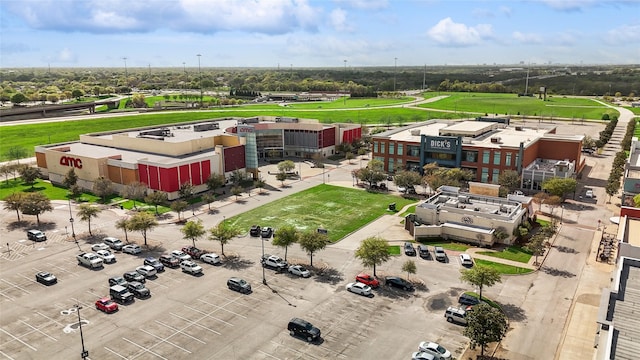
[
  {"left": 371, "top": 118, "right": 585, "bottom": 191},
  {"left": 35, "top": 116, "right": 360, "bottom": 200}
]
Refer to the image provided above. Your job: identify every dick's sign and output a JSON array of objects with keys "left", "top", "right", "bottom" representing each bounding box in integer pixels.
[{"left": 424, "top": 136, "right": 456, "bottom": 152}]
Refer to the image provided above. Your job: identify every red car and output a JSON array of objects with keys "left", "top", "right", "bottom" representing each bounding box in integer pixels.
[
  {"left": 95, "top": 297, "right": 118, "bottom": 313},
  {"left": 181, "top": 246, "right": 205, "bottom": 260},
  {"left": 355, "top": 273, "right": 380, "bottom": 288}
]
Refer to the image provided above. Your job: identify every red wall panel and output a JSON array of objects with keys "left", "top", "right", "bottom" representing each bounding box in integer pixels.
[
  {"left": 148, "top": 166, "right": 159, "bottom": 190},
  {"left": 179, "top": 165, "right": 190, "bottom": 186},
  {"left": 190, "top": 162, "right": 202, "bottom": 185},
  {"left": 322, "top": 128, "right": 336, "bottom": 147},
  {"left": 201, "top": 160, "right": 211, "bottom": 182},
  {"left": 223, "top": 146, "right": 246, "bottom": 172},
  {"left": 160, "top": 167, "right": 179, "bottom": 192},
  {"left": 138, "top": 164, "right": 149, "bottom": 186}
]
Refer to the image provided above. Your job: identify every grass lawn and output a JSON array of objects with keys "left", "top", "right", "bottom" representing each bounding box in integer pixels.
[
  {"left": 474, "top": 259, "right": 533, "bottom": 275},
  {"left": 397, "top": 204, "right": 417, "bottom": 217},
  {"left": 388, "top": 245, "right": 401, "bottom": 255},
  {"left": 418, "top": 239, "right": 470, "bottom": 252},
  {"left": 226, "top": 184, "right": 414, "bottom": 242},
  {"left": 477, "top": 246, "right": 532, "bottom": 263}
]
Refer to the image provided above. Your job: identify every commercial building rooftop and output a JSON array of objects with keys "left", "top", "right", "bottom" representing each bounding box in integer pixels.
[{"left": 418, "top": 186, "right": 522, "bottom": 219}]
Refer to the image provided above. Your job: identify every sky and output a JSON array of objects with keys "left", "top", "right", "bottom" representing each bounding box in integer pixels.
[{"left": 1, "top": 0, "right": 639, "bottom": 69}]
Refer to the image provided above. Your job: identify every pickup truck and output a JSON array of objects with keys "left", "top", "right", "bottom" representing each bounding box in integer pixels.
[
  {"left": 261, "top": 254, "right": 288, "bottom": 271},
  {"left": 77, "top": 252, "right": 104, "bottom": 268},
  {"left": 181, "top": 246, "right": 205, "bottom": 260}
]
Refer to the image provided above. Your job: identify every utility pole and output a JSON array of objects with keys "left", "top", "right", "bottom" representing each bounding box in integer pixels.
[
  {"left": 343, "top": 59, "right": 347, "bottom": 105},
  {"left": 393, "top": 57, "right": 397, "bottom": 92},
  {"left": 422, "top": 64, "right": 426, "bottom": 91},
  {"left": 197, "top": 54, "right": 202, "bottom": 108},
  {"left": 122, "top": 57, "right": 128, "bottom": 86},
  {"left": 75, "top": 304, "right": 89, "bottom": 359}
]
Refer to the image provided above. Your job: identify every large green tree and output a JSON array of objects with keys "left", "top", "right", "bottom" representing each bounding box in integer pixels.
[
  {"left": 459, "top": 265, "right": 502, "bottom": 300},
  {"left": 464, "top": 303, "right": 509, "bottom": 356},
  {"left": 524, "top": 233, "right": 546, "bottom": 266},
  {"left": 123, "top": 181, "right": 147, "bottom": 209},
  {"left": 19, "top": 166, "right": 41, "bottom": 188},
  {"left": 542, "top": 177, "right": 577, "bottom": 198},
  {"left": 128, "top": 211, "right": 158, "bottom": 246},
  {"left": 181, "top": 220, "right": 206, "bottom": 247},
  {"left": 208, "top": 221, "right": 241, "bottom": 256},
  {"left": 272, "top": 225, "right": 299, "bottom": 261},
  {"left": 277, "top": 160, "right": 295, "bottom": 173},
  {"left": 93, "top": 177, "right": 114, "bottom": 203},
  {"left": 144, "top": 192, "right": 168, "bottom": 215},
  {"left": 354, "top": 236, "right": 391, "bottom": 276},
  {"left": 206, "top": 174, "right": 226, "bottom": 194},
  {"left": 498, "top": 169, "right": 521, "bottom": 195},
  {"left": 3, "top": 192, "right": 25, "bottom": 221},
  {"left": 62, "top": 168, "right": 78, "bottom": 188},
  {"left": 77, "top": 204, "right": 101, "bottom": 236},
  {"left": 298, "top": 230, "right": 329, "bottom": 267},
  {"left": 171, "top": 200, "right": 189, "bottom": 221},
  {"left": 20, "top": 192, "right": 53, "bottom": 226},
  {"left": 357, "top": 159, "right": 387, "bottom": 188},
  {"left": 402, "top": 259, "right": 417, "bottom": 280},
  {"left": 393, "top": 170, "right": 422, "bottom": 193}
]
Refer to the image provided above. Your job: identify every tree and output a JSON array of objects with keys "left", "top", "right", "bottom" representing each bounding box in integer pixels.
[
  {"left": 77, "top": 204, "right": 101, "bottom": 236},
  {"left": 128, "top": 211, "right": 158, "bottom": 246},
  {"left": 498, "top": 170, "right": 521, "bottom": 195},
  {"left": 532, "top": 192, "right": 549, "bottom": 211},
  {"left": 394, "top": 170, "right": 422, "bottom": 192},
  {"left": 10, "top": 93, "right": 28, "bottom": 105},
  {"left": 62, "top": 168, "right": 78, "bottom": 188},
  {"left": 179, "top": 182, "right": 194, "bottom": 201},
  {"left": 131, "top": 93, "right": 146, "bottom": 108},
  {"left": 206, "top": 173, "right": 226, "bottom": 194},
  {"left": 71, "top": 89, "right": 84, "bottom": 100},
  {"left": 524, "top": 233, "right": 546, "bottom": 266},
  {"left": 202, "top": 193, "right": 216, "bottom": 211},
  {"left": 93, "top": 177, "right": 114, "bottom": 203},
  {"left": 583, "top": 135, "right": 597, "bottom": 149},
  {"left": 0, "top": 164, "right": 12, "bottom": 184},
  {"left": 20, "top": 192, "right": 53, "bottom": 226},
  {"left": 180, "top": 220, "right": 206, "bottom": 247},
  {"left": 277, "top": 160, "right": 295, "bottom": 173},
  {"left": 464, "top": 303, "right": 508, "bottom": 356},
  {"left": 459, "top": 265, "right": 502, "bottom": 300},
  {"left": 231, "top": 185, "right": 243, "bottom": 200},
  {"left": 605, "top": 179, "right": 620, "bottom": 203},
  {"left": 542, "top": 177, "right": 577, "bottom": 198},
  {"left": 3, "top": 192, "right": 24, "bottom": 221},
  {"left": 144, "top": 192, "right": 168, "bottom": 215},
  {"left": 208, "top": 221, "right": 241, "bottom": 256},
  {"left": 171, "top": 200, "right": 189, "bottom": 221},
  {"left": 298, "top": 230, "right": 329, "bottom": 267},
  {"left": 272, "top": 225, "right": 299, "bottom": 261},
  {"left": 254, "top": 177, "right": 266, "bottom": 194},
  {"left": 123, "top": 181, "right": 147, "bottom": 209},
  {"left": 402, "top": 259, "right": 417, "bottom": 279},
  {"left": 276, "top": 172, "right": 288, "bottom": 187},
  {"left": 115, "top": 217, "right": 131, "bottom": 242},
  {"left": 345, "top": 152, "right": 355, "bottom": 163},
  {"left": 545, "top": 195, "right": 563, "bottom": 216},
  {"left": 354, "top": 236, "right": 391, "bottom": 276},
  {"left": 357, "top": 159, "right": 386, "bottom": 187},
  {"left": 634, "top": 193, "right": 640, "bottom": 208},
  {"left": 19, "top": 166, "right": 41, "bottom": 188}
]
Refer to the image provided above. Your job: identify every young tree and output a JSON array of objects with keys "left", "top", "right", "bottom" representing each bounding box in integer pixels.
[
  {"left": 208, "top": 221, "right": 241, "bottom": 256},
  {"left": 180, "top": 220, "right": 206, "bottom": 247},
  {"left": 542, "top": 177, "right": 577, "bottom": 198},
  {"left": 298, "top": 230, "right": 329, "bottom": 267},
  {"left": 62, "top": 168, "right": 78, "bottom": 188},
  {"left": 354, "top": 236, "right": 391, "bottom": 276},
  {"left": 206, "top": 173, "right": 226, "bottom": 194},
  {"left": 231, "top": 185, "right": 243, "bottom": 200},
  {"left": 20, "top": 192, "right": 53, "bottom": 226},
  {"left": 277, "top": 160, "right": 295, "bottom": 173},
  {"left": 254, "top": 177, "right": 266, "bottom": 194},
  {"left": 345, "top": 152, "right": 355, "bottom": 164},
  {"left": 357, "top": 159, "right": 386, "bottom": 187},
  {"left": 144, "top": 191, "right": 168, "bottom": 215},
  {"left": 498, "top": 170, "right": 521, "bottom": 195},
  {"left": 394, "top": 170, "right": 422, "bottom": 192},
  {"left": 69, "top": 184, "right": 83, "bottom": 200},
  {"left": 532, "top": 192, "right": 549, "bottom": 211},
  {"left": 202, "top": 193, "right": 216, "bottom": 211},
  {"left": 123, "top": 181, "right": 147, "bottom": 209},
  {"left": 0, "top": 164, "right": 12, "bottom": 184},
  {"left": 459, "top": 265, "right": 502, "bottom": 300},
  {"left": 179, "top": 182, "right": 194, "bottom": 201},
  {"left": 5, "top": 146, "right": 28, "bottom": 162},
  {"left": 128, "top": 211, "right": 158, "bottom": 246},
  {"left": 402, "top": 259, "right": 417, "bottom": 280},
  {"left": 464, "top": 303, "right": 509, "bottom": 356},
  {"left": 524, "top": 233, "right": 546, "bottom": 266},
  {"left": 3, "top": 192, "right": 25, "bottom": 221},
  {"left": 115, "top": 217, "right": 131, "bottom": 242},
  {"left": 272, "top": 225, "right": 299, "bottom": 261},
  {"left": 276, "top": 172, "right": 288, "bottom": 187},
  {"left": 19, "top": 166, "right": 41, "bottom": 188},
  {"left": 77, "top": 204, "right": 101, "bottom": 236},
  {"left": 171, "top": 200, "right": 189, "bottom": 221},
  {"left": 93, "top": 177, "right": 114, "bottom": 203}
]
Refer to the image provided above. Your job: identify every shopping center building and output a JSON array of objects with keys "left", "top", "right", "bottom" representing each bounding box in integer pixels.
[
  {"left": 35, "top": 116, "right": 361, "bottom": 199},
  {"left": 371, "top": 118, "right": 585, "bottom": 191}
]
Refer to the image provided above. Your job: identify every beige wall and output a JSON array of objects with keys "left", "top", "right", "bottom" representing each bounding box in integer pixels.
[{"left": 45, "top": 150, "right": 107, "bottom": 182}]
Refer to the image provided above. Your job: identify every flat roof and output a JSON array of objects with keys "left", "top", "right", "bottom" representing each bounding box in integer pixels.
[
  {"left": 627, "top": 218, "right": 640, "bottom": 247},
  {"left": 55, "top": 142, "right": 217, "bottom": 165},
  {"left": 440, "top": 121, "right": 494, "bottom": 136},
  {"left": 610, "top": 261, "right": 640, "bottom": 360},
  {"left": 92, "top": 119, "right": 238, "bottom": 142},
  {"left": 419, "top": 190, "right": 522, "bottom": 218}
]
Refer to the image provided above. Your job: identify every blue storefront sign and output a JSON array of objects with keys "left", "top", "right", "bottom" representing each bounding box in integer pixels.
[{"left": 420, "top": 135, "right": 462, "bottom": 170}]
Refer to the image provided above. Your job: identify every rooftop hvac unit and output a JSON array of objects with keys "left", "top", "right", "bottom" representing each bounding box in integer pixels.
[
  {"left": 410, "top": 129, "right": 421, "bottom": 136},
  {"left": 458, "top": 195, "right": 469, "bottom": 204},
  {"left": 490, "top": 137, "right": 501, "bottom": 143},
  {"left": 515, "top": 126, "right": 523, "bottom": 131}
]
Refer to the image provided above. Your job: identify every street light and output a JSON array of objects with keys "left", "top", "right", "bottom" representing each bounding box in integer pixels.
[
  {"left": 68, "top": 198, "right": 77, "bottom": 245},
  {"left": 560, "top": 205, "right": 564, "bottom": 224},
  {"left": 197, "top": 54, "right": 202, "bottom": 107},
  {"left": 261, "top": 231, "right": 266, "bottom": 285},
  {"left": 74, "top": 304, "right": 89, "bottom": 359},
  {"left": 122, "top": 57, "right": 128, "bottom": 85}
]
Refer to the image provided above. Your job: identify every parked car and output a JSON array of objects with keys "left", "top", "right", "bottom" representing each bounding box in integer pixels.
[
  {"left": 35, "top": 271, "right": 57, "bottom": 285},
  {"left": 144, "top": 257, "right": 165, "bottom": 272},
  {"left": 103, "top": 237, "right": 124, "bottom": 251},
  {"left": 180, "top": 260, "right": 203, "bottom": 275},
  {"left": 444, "top": 306, "right": 467, "bottom": 325},
  {"left": 108, "top": 276, "right": 128, "bottom": 287},
  {"left": 346, "top": 282, "right": 373, "bottom": 297},
  {"left": 171, "top": 250, "right": 191, "bottom": 261},
  {"left": 385, "top": 276, "right": 415, "bottom": 291},
  {"left": 181, "top": 246, "right": 205, "bottom": 259},
  {"left": 95, "top": 249, "right": 116, "bottom": 263},
  {"left": 95, "top": 297, "right": 119, "bottom": 313},
  {"left": 159, "top": 254, "right": 180, "bottom": 268},
  {"left": 434, "top": 246, "right": 446, "bottom": 261},
  {"left": 261, "top": 254, "right": 288, "bottom": 271},
  {"left": 459, "top": 253, "right": 474, "bottom": 267},
  {"left": 288, "top": 265, "right": 311, "bottom": 278},
  {"left": 418, "top": 244, "right": 430, "bottom": 259},
  {"left": 411, "top": 352, "right": 436, "bottom": 360},
  {"left": 200, "top": 253, "right": 221, "bottom": 265},
  {"left": 355, "top": 273, "right": 380, "bottom": 288},
  {"left": 418, "top": 341, "right": 452, "bottom": 360},
  {"left": 110, "top": 285, "right": 134, "bottom": 304},
  {"left": 91, "top": 243, "right": 110, "bottom": 252},
  {"left": 287, "top": 318, "right": 321, "bottom": 342},
  {"left": 136, "top": 265, "right": 157, "bottom": 278},
  {"left": 227, "top": 277, "right": 251, "bottom": 294},
  {"left": 122, "top": 244, "right": 142, "bottom": 255},
  {"left": 458, "top": 293, "right": 481, "bottom": 306},
  {"left": 126, "top": 281, "right": 150, "bottom": 298},
  {"left": 585, "top": 190, "right": 594, "bottom": 198},
  {"left": 404, "top": 242, "right": 416, "bottom": 256},
  {"left": 123, "top": 271, "right": 145, "bottom": 284},
  {"left": 261, "top": 227, "right": 274, "bottom": 238},
  {"left": 250, "top": 225, "right": 261, "bottom": 237},
  {"left": 27, "top": 229, "right": 47, "bottom": 242}
]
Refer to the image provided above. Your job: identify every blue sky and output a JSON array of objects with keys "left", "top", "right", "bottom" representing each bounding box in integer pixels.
[{"left": 1, "top": 0, "right": 638, "bottom": 68}]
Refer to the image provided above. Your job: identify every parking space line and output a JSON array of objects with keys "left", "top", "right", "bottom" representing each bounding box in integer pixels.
[
  {"left": 208, "top": 293, "right": 255, "bottom": 310},
  {"left": 0, "top": 290, "right": 15, "bottom": 301},
  {"left": 70, "top": 298, "right": 92, "bottom": 309},
  {"left": 258, "top": 350, "right": 281, "bottom": 359},
  {"left": 103, "top": 346, "right": 128, "bottom": 359},
  {"left": 0, "top": 327, "right": 37, "bottom": 352},
  {"left": 35, "top": 312, "right": 64, "bottom": 327},
  {"left": 122, "top": 337, "right": 169, "bottom": 360},
  {"left": 43, "top": 264, "right": 80, "bottom": 277},
  {"left": 197, "top": 298, "right": 247, "bottom": 319},
  {"left": 169, "top": 313, "right": 221, "bottom": 335},
  {"left": 17, "top": 274, "right": 36, "bottom": 284},
  {"left": 0, "top": 349, "right": 16, "bottom": 360},
  {"left": 0, "top": 279, "right": 30, "bottom": 295},
  {"left": 138, "top": 328, "right": 192, "bottom": 354},
  {"left": 269, "top": 340, "right": 323, "bottom": 360},
  {"left": 19, "top": 320, "right": 57, "bottom": 342},
  {"left": 154, "top": 320, "right": 206, "bottom": 344},
  {"left": 183, "top": 305, "right": 233, "bottom": 327}
]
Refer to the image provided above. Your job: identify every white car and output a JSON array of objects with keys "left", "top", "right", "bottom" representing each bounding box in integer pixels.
[
  {"left": 288, "top": 265, "right": 311, "bottom": 278},
  {"left": 418, "top": 341, "right": 452, "bottom": 360},
  {"left": 122, "top": 244, "right": 142, "bottom": 255},
  {"left": 103, "top": 237, "right": 124, "bottom": 250},
  {"left": 91, "top": 243, "right": 110, "bottom": 252},
  {"left": 95, "top": 249, "right": 116, "bottom": 263},
  {"left": 200, "top": 253, "right": 221, "bottom": 265},
  {"left": 585, "top": 190, "right": 594, "bottom": 198},
  {"left": 412, "top": 352, "right": 436, "bottom": 360},
  {"left": 346, "top": 282, "right": 373, "bottom": 297},
  {"left": 136, "top": 265, "right": 157, "bottom": 278},
  {"left": 459, "top": 253, "right": 474, "bottom": 267},
  {"left": 171, "top": 250, "right": 191, "bottom": 261},
  {"left": 180, "top": 260, "right": 203, "bottom": 275}
]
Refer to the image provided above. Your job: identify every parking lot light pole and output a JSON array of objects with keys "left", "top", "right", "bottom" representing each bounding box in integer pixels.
[
  {"left": 560, "top": 205, "right": 565, "bottom": 224},
  {"left": 261, "top": 234, "right": 267, "bottom": 285},
  {"left": 75, "top": 304, "right": 89, "bottom": 359},
  {"left": 68, "top": 197, "right": 77, "bottom": 243}
]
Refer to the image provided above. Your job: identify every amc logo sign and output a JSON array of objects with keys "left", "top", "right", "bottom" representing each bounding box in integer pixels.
[{"left": 59, "top": 156, "right": 83, "bottom": 169}]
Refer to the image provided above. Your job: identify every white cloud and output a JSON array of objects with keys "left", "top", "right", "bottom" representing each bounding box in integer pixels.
[
  {"left": 605, "top": 24, "right": 640, "bottom": 44},
  {"left": 538, "top": 0, "right": 596, "bottom": 11},
  {"left": 332, "top": 0, "right": 388, "bottom": 10},
  {"left": 330, "top": 8, "right": 353, "bottom": 32},
  {"left": 57, "top": 48, "right": 77, "bottom": 63},
  {"left": 512, "top": 31, "right": 542, "bottom": 44},
  {"left": 427, "top": 18, "right": 493, "bottom": 47}
]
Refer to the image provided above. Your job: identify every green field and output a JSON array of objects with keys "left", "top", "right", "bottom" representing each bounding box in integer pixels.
[
  {"left": 477, "top": 246, "right": 532, "bottom": 263},
  {"left": 474, "top": 258, "right": 533, "bottom": 275},
  {"left": 226, "top": 184, "right": 414, "bottom": 242},
  {"left": 417, "top": 239, "right": 470, "bottom": 252}
]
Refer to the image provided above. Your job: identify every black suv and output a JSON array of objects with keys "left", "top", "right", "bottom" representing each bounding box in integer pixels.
[
  {"left": 261, "top": 227, "right": 273, "bottom": 238},
  {"left": 110, "top": 285, "right": 134, "bottom": 304},
  {"left": 123, "top": 271, "right": 145, "bottom": 284},
  {"left": 227, "top": 277, "right": 251, "bottom": 294},
  {"left": 404, "top": 242, "right": 416, "bottom": 256},
  {"left": 250, "top": 225, "right": 261, "bottom": 237},
  {"left": 459, "top": 293, "right": 481, "bottom": 306},
  {"left": 288, "top": 318, "right": 321, "bottom": 342},
  {"left": 385, "top": 276, "right": 415, "bottom": 291},
  {"left": 108, "top": 276, "right": 128, "bottom": 287}
]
